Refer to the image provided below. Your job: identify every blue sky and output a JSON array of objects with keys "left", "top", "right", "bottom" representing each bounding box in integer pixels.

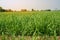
[{"left": 0, "top": 0, "right": 60, "bottom": 10}]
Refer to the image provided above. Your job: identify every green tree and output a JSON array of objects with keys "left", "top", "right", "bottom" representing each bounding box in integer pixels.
[
  {"left": 0, "top": 7, "right": 2, "bottom": 11},
  {"left": 0, "top": 7, "right": 6, "bottom": 12}
]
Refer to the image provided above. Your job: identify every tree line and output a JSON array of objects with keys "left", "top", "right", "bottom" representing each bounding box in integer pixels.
[
  {"left": 0, "top": 7, "right": 52, "bottom": 12},
  {"left": 0, "top": 7, "right": 13, "bottom": 12}
]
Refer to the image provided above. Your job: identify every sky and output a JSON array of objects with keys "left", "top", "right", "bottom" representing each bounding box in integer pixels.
[{"left": 0, "top": 0, "right": 60, "bottom": 10}]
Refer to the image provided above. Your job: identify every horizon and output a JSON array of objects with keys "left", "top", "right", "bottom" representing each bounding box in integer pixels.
[{"left": 0, "top": 0, "right": 60, "bottom": 11}]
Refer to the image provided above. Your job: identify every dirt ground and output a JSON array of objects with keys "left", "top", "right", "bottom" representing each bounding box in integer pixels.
[{"left": 0, "top": 36, "right": 60, "bottom": 40}]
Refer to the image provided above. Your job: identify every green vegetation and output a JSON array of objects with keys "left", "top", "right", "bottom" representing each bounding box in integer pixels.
[{"left": 0, "top": 11, "right": 60, "bottom": 40}]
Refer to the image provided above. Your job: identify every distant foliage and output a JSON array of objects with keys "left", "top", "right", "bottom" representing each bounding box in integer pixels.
[
  {"left": 6, "top": 9, "right": 13, "bottom": 12},
  {"left": 31, "top": 9, "right": 35, "bottom": 11},
  {"left": 0, "top": 7, "right": 6, "bottom": 12},
  {"left": 41, "top": 9, "right": 51, "bottom": 11},
  {"left": 0, "top": 7, "right": 13, "bottom": 12},
  {"left": 21, "top": 9, "right": 27, "bottom": 12},
  {"left": 45, "top": 9, "right": 51, "bottom": 11},
  {"left": 0, "top": 7, "right": 2, "bottom": 10}
]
